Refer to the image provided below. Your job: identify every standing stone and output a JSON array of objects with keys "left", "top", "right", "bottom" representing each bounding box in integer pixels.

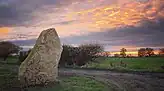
[{"left": 18, "top": 28, "right": 63, "bottom": 86}]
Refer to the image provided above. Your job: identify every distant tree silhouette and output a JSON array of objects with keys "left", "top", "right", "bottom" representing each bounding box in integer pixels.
[
  {"left": 138, "top": 48, "right": 154, "bottom": 57},
  {"left": 120, "top": 48, "right": 127, "bottom": 58},
  {"left": 114, "top": 54, "right": 120, "bottom": 57},
  {"left": 138, "top": 48, "right": 146, "bottom": 57},
  {"left": 0, "top": 41, "right": 21, "bottom": 61},
  {"left": 127, "top": 54, "right": 132, "bottom": 58},
  {"left": 104, "top": 52, "right": 111, "bottom": 57},
  {"left": 159, "top": 48, "right": 164, "bottom": 56},
  {"left": 145, "top": 48, "right": 154, "bottom": 57}
]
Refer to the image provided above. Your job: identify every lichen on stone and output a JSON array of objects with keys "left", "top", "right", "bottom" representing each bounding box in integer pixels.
[{"left": 18, "top": 28, "right": 63, "bottom": 86}]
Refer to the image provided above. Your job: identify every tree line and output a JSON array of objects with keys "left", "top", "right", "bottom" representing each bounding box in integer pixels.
[
  {"left": 113, "top": 48, "right": 164, "bottom": 57},
  {"left": 0, "top": 41, "right": 164, "bottom": 65},
  {"left": 0, "top": 41, "right": 104, "bottom": 67}
]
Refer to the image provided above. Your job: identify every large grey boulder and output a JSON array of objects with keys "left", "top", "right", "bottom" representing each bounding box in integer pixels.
[{"left": 18, "top": 28, "right": 63, "bottom": 86}]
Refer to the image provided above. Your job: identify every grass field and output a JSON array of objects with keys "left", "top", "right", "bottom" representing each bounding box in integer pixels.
[
  {"left": 30, "top": 76, "right": 108, "bottom": 91},
  {"left": 0, "top": 56, "right": 19, "bottom": 64},
  {"left": 0, "top": 57, "right": 108, "bottom": 91},
  {"left": 1, "top": 56, "right": 164, "bottom": 72},
  {"left": 0, "top": 56, "right": 164, "bottom": 90},
  {"left": 84, "top": 57, "right": 164, "bottom": 72},
  {"left": 0, "top": 68, "right": 108, "bottom": 91}
]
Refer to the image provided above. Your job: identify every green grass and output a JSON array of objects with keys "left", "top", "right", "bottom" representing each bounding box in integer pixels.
[
  {"left": 0, "top": 58, "right": 108, "bottom": 91},
  {"left": 0, "top": 57, "right": 18, "bottom": 86},
  {"left": 28, "top": 76, "right": 108, "bottom": 91},
  {"left": 60, "top": 76, "right": 108, "bottom": 91},
  {"left": 85, "top": 57, "right": 164, "bottom": 72},
  {"left": 0, "top": 68, "right": 18, "bottom": 91},
  {"left": 0, "top": 73, "right": 108, "bottom": 91},
  {"left": 0, "top": 56, "right": 19, "bottom": 64}
]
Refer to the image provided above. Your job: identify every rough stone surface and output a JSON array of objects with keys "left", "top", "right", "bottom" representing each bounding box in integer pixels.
[{"left": 18, "top": 28, "right": 63, "bottom": 86}]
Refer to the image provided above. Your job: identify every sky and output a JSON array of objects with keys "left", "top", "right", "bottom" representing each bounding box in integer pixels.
[{"left": 0, "top": 0, "right": 164, "bottom": 52}]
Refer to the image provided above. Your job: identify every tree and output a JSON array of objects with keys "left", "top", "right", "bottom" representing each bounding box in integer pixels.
[
  {"left": 138, "top": 48, "right": 146, "bottom": 57},
  {"left": 59, "top": 44, "right": 104, "bottom": 66},
  {"left": 138, "top": 48, "right": 154, "bottom": 57},
  {"left": 145, "top": 48, "right": 154, "bottom": 57},
  {"left": 59, "top": 45, "right": 74, "bottom": 66},
  {"left": 114, "top": 54, "right": 120, "bottom": 57},
  {"left": 159, "top": 48, "right": 164, "bottom": 56},
  {"left": 0, "top": 41, "right": 21, "bottom": 61},
  {"left": 18, "top": 49, "right": 32, "bottom": 64},
  {"left": 120, "top": 48, "right": 127, "bottom": 58},
  {"left": 127, "top": 54, "right": 132, "bottom": 58},
  {"left": 59, "top": 45, "right": 81, "bottom": 66},
  {"left": 104, "top": 52, "right": 110, "bottom": 57},
  {"left": 76, "top": 44, "right": 104, "bottom": 66}
]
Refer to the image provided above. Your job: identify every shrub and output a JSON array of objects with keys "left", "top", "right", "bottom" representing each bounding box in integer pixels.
[{"left": 59, "top": 44, "right": 104, "bottom": 67}]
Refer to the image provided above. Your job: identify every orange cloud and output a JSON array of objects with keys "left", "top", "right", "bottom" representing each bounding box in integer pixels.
[
  {"left": 0, "top": 27, "right": 11, "bottom": 40},
  {"left": 9, "top": 0, "right": 163, "bottom": 41},
  {"left": 67, "top": 0, "right": 164, "bottom": 29},
  {"left": 0, "top": 27, "right": 10, "bottom": 35}
]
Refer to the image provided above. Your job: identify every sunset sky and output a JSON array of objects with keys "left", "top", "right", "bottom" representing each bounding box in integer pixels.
[{"left": 0, "top": 0, "right": 164, "bottom": 52}]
